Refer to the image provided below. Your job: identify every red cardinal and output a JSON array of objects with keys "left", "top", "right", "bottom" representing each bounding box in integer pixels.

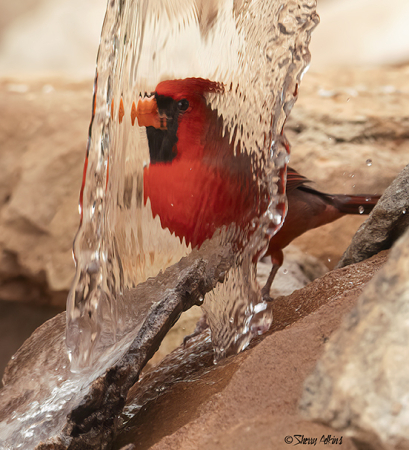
[
  {"left": 134, "top": 77, "right": 267, "bottom": 250},
  {"left": 133, "top": 77, "right": 380, "bottom": 300}
]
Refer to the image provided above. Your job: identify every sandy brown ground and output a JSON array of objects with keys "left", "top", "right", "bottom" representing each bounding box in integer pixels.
[{"left": 114, "top": 252, "right": 387, "bottom": 450}]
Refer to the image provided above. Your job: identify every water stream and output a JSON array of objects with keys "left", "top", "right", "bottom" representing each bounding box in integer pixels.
[{"left": 67, "top": 0, "right": 318, "bottom": 371}]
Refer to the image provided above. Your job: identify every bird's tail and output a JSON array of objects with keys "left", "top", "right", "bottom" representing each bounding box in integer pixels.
[
  {"left": 296, "top": 183, "right": 381, "bottom": 215},
  {"left": 329, "top": 193, "right": 381, "bottom": 215}
]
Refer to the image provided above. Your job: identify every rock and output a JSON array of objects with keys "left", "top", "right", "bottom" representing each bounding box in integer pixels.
[
  {"left": 337, "top": 164, "right": 409, "bottom": 268},
  {"left": 143, "top": 306, "right": 203, "bottom": 371},
  {"left": 113, "top": 252, "right": 387, "bottom": 450},
  {"left": 287, "top": 66, "right": 409, "bottom": 195},
  {"left": 300, "top": 228, "right": 409, "bottom": 450},
  {"left": 0, "top": 78, "right": 91, "bottom": 306}
]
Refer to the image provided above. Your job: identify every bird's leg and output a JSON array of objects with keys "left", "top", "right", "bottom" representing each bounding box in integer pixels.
[
  {"left": 183, "top": 314, "right": 209, "bottom": 347},
  {"left": 261, "top": 249, "right": 284, "bottom": 302},
  {"left": 261, "top": 265, "right": 280, "bottom": 302}
]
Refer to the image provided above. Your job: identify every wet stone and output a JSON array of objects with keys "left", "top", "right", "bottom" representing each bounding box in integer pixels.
[
  {"left": 337, "top": 163, "right": 409, "bottom": 268},
  {"left": 300, "top": 227, "right": 409, "bottom": 450}
]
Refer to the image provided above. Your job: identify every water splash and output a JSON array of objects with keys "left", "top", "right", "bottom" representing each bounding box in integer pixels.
[
  {"left": 0, "top": 314, "right": 132, "bottom": 450},
  {"left": 66, "top": 0, "right": 319, "bottom": 370}
]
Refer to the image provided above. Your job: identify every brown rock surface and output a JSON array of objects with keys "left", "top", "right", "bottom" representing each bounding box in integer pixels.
[
  {"left": 113, "top": 251, "right": 387, "bottom": 450},
  {"left": 337, "top": 163, "right": 409, "bottom": 268},
  {"left": 300, "top": 228, "right": 409, "bottom": 450},
  {"left": 0, "top": 78, "right": 91, "bottom": 306}
]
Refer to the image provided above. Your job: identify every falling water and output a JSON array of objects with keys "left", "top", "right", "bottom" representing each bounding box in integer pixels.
[{"left": 66, "top": 0, "right": 318, "bottom": 370}]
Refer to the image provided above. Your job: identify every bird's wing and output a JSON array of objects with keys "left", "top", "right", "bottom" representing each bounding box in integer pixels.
[{"left": 286, "top": 167, "right": 311, "bottom": 192}]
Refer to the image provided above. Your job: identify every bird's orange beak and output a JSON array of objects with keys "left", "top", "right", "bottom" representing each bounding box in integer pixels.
[{"left": 131, "top": 96, "right": 166, "bottom": 129}]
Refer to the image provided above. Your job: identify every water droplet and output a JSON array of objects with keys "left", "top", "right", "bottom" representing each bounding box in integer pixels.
[
  {"left": 403, "top": 209, "right": 406, "bottom": 215},
  {"left": 327, "top": 258, "right": 331, "bottom": 263},
  {"left": 358, "top": 206, "right": 365, "bottom": 214},
  {"left": 267, "top": 210, "right": 283, "bottom": 226},
  {"left": 366, "top": 159, "right": 372, "bottom": 166},
  {"left": 282, "top": 268, "right": 288, "bottom": 275},
  {"left": 274, "top": 147, "right": 290, "bottom": 168}
]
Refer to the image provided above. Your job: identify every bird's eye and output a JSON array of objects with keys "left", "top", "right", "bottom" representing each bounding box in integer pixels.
[{"left": 177, "top": 99, "right": 189, "bottom": 112}]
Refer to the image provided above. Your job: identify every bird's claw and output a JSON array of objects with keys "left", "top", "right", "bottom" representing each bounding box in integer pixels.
[{"left": 261, "top": 288, "right": 274, "bottom": 303}]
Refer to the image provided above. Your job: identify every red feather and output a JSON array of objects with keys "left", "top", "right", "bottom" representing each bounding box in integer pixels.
[{"left": 144, "top": 78, "right": 264, "bottom": 248}]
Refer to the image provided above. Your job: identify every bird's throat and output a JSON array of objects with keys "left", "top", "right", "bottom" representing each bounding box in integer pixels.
[{"left": 146, "top": 126, "right": 178, "bottom": 164}]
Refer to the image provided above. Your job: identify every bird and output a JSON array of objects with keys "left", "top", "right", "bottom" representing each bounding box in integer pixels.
[
  {"left": 131, "top": 77, "right": 380, "bottom": 301},
  {"left": 134, "top": 77, "right": 268, "bottom": 250}
]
